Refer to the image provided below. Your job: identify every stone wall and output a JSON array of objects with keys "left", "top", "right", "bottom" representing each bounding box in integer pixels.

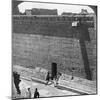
[
  {"left": 12, "top": 15, "right": 96, "bottom": 80},
  {"left": 31, "top": 8, "right": 58, "bottom": 15},
  {"left": 13, "top": 15, "right": 94, "bottom": 38},
  {"left": 12, "top": 33, "right": 86, "bottom": 78},
  {"left": 13, "top": 15, "right": 73, "bottom": 38}
]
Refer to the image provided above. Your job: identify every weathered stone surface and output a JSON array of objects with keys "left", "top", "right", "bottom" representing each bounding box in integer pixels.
[
  {"left": 12, "top": 33, "right": 85, "bottom": 78},
  {"left": 12, "top": 16, "right": 96, "bottom": 80}
]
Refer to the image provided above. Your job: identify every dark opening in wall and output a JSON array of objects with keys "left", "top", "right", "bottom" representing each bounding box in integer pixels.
[{"left": 51, "top": 62, "right": 57, "bottom": 79}]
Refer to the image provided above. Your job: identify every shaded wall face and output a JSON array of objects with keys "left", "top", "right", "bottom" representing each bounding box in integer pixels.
[
  {"left": 12, "top": 16, "right": 96, "bottom": 80},
  {"left": 85, "top": 28, "right": 97, "bottom": 80},
  {"left": 13, "top": 16, "right": 73, "bottom": 38}
]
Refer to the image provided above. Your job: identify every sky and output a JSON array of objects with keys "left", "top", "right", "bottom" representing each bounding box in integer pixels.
[{"left": 18, "top": 1, "right": 94, "bottom": 15}]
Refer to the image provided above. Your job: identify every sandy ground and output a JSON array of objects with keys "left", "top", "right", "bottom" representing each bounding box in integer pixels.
[
  {"left": 12, "top": 65, "right": 96, "bottom": 99},
  {"left": 13, "top": 78, "right": 79, "bottom": 99}
]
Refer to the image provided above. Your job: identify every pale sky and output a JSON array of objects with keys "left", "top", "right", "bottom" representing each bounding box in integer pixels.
[{"left": 18, "top": 1, "right": 94, "bottom": 15}]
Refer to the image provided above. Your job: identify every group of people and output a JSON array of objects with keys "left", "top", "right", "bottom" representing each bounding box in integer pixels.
[
  {"left": 45, "top": 71, "right": 61, "bottom": 87},
  {"left": 13, "top": 71, "right": 40, "bottom": 99},
  {"left": 13, "top": 71, "right": 62, "bottom": 98},
  {"left": 27, "top": 88, "right": 40, "bottom": 99}
]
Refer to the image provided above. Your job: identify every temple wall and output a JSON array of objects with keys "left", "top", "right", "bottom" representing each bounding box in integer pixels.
[{"left": 12, "top": 15, "right": 96, "bottom": 80}]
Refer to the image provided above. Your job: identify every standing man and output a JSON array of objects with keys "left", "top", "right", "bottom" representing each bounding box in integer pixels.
[
  {"left": 34, "top": 88, "right": 40, "bottom": 98},
  {"left": 45, "top": 71, "right": 50, "bottom": 85},
  {"left": 53, "top": 72, "right": 62, "bottom": 87},
  {"left": 13, "top": 71, "right": 21, "bottom": 94},
  {"left": 53, "top": 76, "right": 57, "bottom": 87},
  {"left": 27, "top": 88, "right": 31, "bottom": 99},
  {"left": 71, "top": 67, "right": 75, "bottom": 80}
]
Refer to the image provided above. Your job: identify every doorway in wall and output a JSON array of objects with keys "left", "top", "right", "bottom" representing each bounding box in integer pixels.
[{"left": 51, "top": 62, "right": 57, "bottom": 79}]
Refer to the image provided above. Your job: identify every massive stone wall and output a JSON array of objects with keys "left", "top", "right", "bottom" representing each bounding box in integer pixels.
[
  {"left": 12, "top": 33, "right": 86, "bottom": 78},
  {"left": 13, "top": 15, "right": 73, "bottom": 38},
  {"left": 12, "top": 15, "right": 96, "bottom": 80}
]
